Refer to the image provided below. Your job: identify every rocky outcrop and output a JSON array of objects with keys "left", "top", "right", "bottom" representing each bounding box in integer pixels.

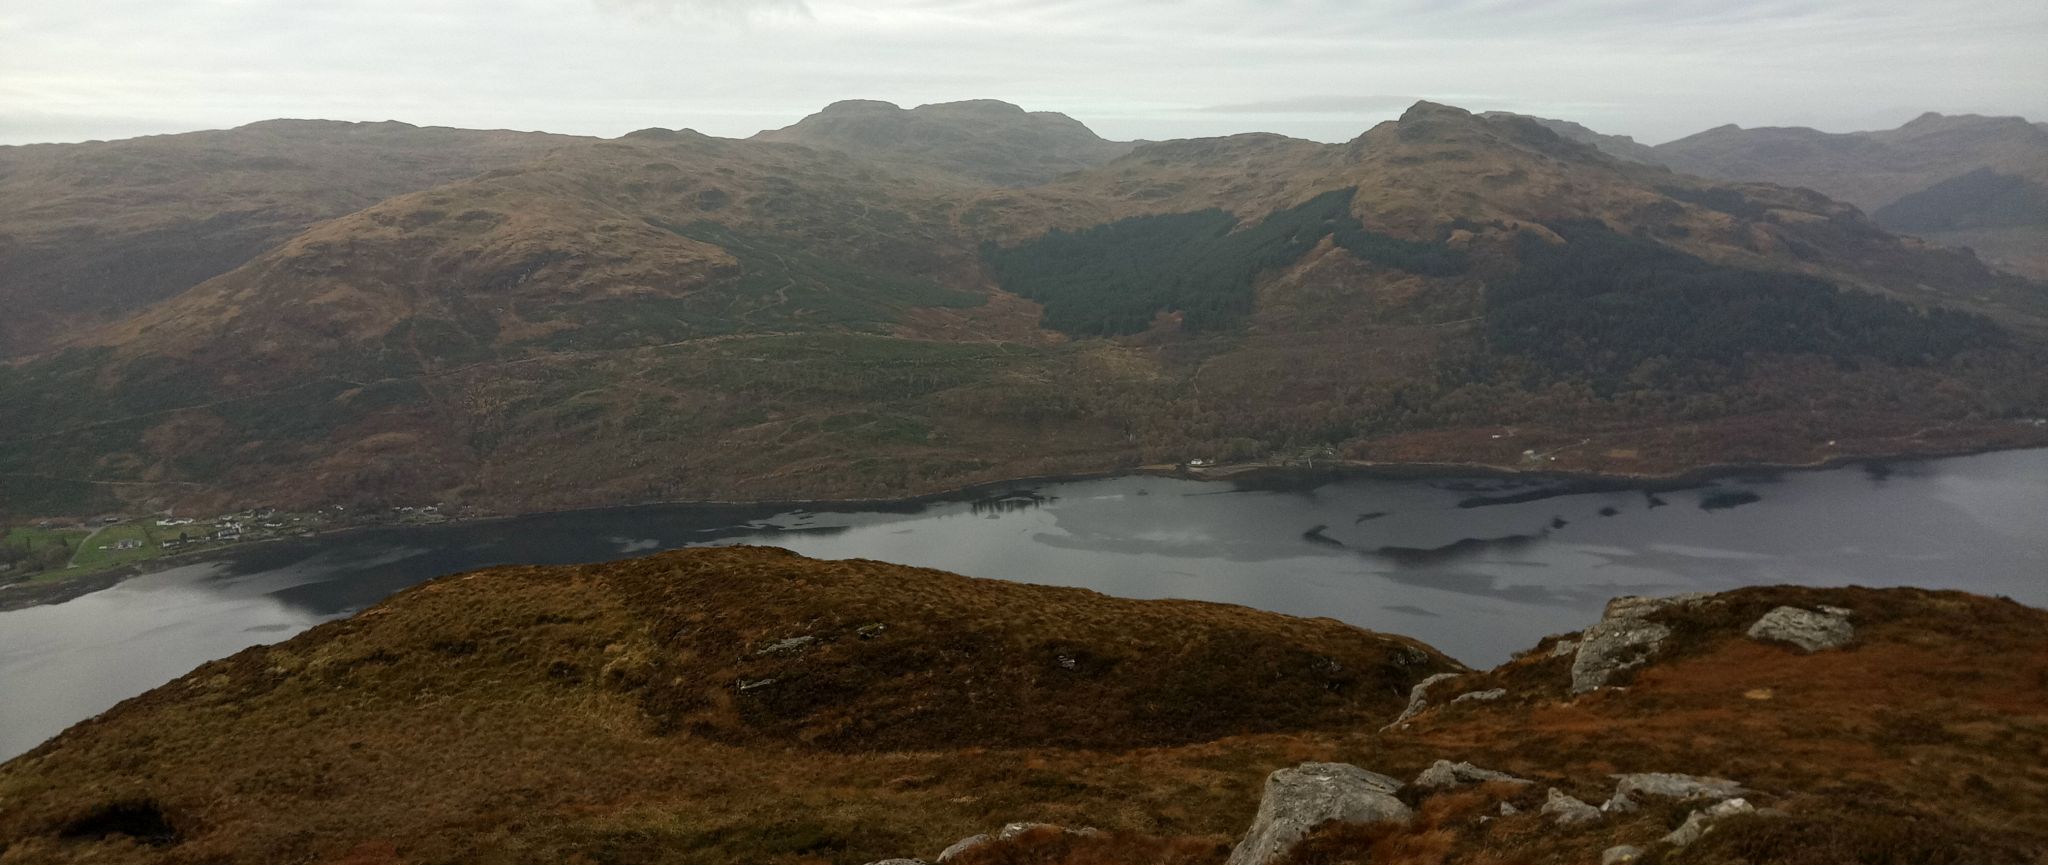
[
  {"left": 1746, "top": 606, "right": 1855, "bottom": 651},
  {"left": 867, "top": 860, "right": 928, "bottom": 865},
  {"left": 1570, "top": 594, "right": 1709, "bottom": 693},
  {"left": 1540, "top": 788, "right": 1603, "bottom": 826},
  {"left": 1452, "top": 688, "right": 1507, "bottom": 704},
  {"left": 1412, "top": 759, "right": 1530, "bottom": 790},
  {"left": 1384, "top": 672, "right": 1461, "bottom": 728},
  {"left": 1664, "top": 797, "right": 1756, "bottom": 847},
  {"left": 1225, "top": 763, "right": 1412, "bottom": 865}
]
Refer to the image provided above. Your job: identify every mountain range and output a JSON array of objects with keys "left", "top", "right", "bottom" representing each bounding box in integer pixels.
[{"left": 1, "top": 99, "right": 2045, "bottom": 520}]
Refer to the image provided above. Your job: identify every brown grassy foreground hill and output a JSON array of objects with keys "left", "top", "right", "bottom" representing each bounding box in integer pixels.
[{"left": 2, "top": 547, "right": 2044, "bottom": 865}]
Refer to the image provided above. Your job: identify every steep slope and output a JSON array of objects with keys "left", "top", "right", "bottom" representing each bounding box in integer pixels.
[
  {"left": 0, "top": 121, "right": 585, "bottom": 356},
  {"left": 3, "top": 102, "right": 2045, "bottom": 520},
  {"left": 753, "top": 99, "right": 1137, "bottom": 186},
  {"left": 1, "top": 547, "right": 2041, "bottom": 864}
]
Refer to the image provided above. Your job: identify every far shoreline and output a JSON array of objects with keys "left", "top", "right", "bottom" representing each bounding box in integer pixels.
[{"left": 5, "top": 441, "right": 2044, "bottom": 613}]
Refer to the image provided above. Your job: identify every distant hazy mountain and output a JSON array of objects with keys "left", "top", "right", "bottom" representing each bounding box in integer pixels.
[
  {"left": 1, "top": 101, "right": 2043, "bottom": 520},
  {"left": 1653, "top": 112, "right": 2048, "bottom": 213},
  {"left": 752, "top": 99, "right": 1137, "bottom": 186},
  {"left": 0, "top": 120, "right": 583, "bottom": 356},
  {"left": 1487, "top": 111, "right": 2048, "bottom": 279}
]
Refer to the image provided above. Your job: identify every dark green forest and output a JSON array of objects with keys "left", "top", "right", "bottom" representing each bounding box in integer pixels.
[
  {"left": 1485, "top": 221, "right": 2006, "bottom": 391},
  {"left": 983, "top": 188, "right": 1466, "bottom": 335}
]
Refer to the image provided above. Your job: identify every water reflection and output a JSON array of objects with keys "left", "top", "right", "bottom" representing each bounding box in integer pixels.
[{"left": 2, "top": 448, "right": 2045, "bottom": 761}]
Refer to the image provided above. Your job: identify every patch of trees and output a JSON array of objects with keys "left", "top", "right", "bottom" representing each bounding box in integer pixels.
[
  {"left": 983, "top": 188, "right": 1467, "bottom": 336},
  {"left": 1485, "top": 221, "right": 2007, "bottom": 392}
]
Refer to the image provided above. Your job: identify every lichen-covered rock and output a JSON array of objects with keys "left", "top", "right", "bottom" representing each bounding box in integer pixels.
[
  {"left": 1225, "top": 762, "right": 1411, "bottom": 865},
  {"left": 1567, "top": 593, "right": 1714, "bottom": 693},
  {"left": 1383, "top": 672, "right": 1461, "bottom": 728},
  {"left": 1746, "top": 606, "right": 1854, "bottom": 652},
  {"left": 1549, "top": 639, "right": 1578, "bottom": 658},
  {"left": 1664, "top": 797, "right": 1756, "bottom": 847},
  {"left": 1452, "top": 688, "right": 1507, "bottom": 704},
  {"left": 1612, "top": 772, "right": 1748, "bottom": 801},
  {"left": 1570, "top": 618, "right": 1672, "bottom": 693},
  {"left": 1540, "top": 788, "right": 1602, "bottom": 826},
  {"left": 1412, "top": 759, "right": 1529, "bottom": 790}
]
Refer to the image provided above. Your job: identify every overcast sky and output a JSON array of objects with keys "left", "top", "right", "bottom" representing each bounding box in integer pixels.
[{"left": 3, "top": 0, "right": 2044, "bottom": 147}]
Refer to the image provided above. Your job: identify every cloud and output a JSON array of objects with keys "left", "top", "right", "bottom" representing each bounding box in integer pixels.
[
  {"left": 1192, "top": 95, "right": 1424, "bottom": 115},
  {"left": 2, "top": 0, "right": 2042, "bottom": 146},
  {"left": 593, "top": 0, "right": 810, "bottom": 20}
]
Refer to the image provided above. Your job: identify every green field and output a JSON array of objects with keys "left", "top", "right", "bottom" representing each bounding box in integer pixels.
[{"left": 3, "top": 519, "right": 231, "bottom": 584}]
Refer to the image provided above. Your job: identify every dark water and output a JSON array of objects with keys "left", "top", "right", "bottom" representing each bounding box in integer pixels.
[{"left": 4, "top": 449, "right": 2045, "bottom": 760}]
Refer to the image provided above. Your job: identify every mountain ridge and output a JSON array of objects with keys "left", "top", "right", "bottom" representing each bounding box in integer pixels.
[{"left": 2, "top": 99, "right": 2045, "bottom": 524}]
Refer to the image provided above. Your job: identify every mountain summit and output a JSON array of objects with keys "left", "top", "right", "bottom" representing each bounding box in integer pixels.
[{"left": 752, "top": 98, "right": 1136, "bottom": 185}]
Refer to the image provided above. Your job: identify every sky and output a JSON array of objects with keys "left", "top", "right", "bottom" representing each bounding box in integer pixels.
[{"left": 3, "top": 0, "right": 2045, "bottom": 147}]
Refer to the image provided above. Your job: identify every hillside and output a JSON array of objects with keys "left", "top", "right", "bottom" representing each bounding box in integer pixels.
[
  {"left": 1650, "top": 113, "right": 2048, "bottom": 278},
  {"left": 753, "top": 99, "right": 1137, "bottom": 186},
  {"left": 1, "top": 546, "right": 2042, "bottom": 864},
  {"left": 0, "top": 121, "right": 586, "bottom": 358},
  {"left": 3, "top": 101, "right": 2046, "bottom": 521},
  {"left": 1478, "top": 112, "right": 1665, "bottom": 165}
]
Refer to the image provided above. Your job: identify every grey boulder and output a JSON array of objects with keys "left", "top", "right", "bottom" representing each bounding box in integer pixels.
[
  {"left": 1746, "top": 606, "right": 1854, "bottom": 652},
  {"left": 1225, "top": 762, "right": 1412, "bottom": 865},
  {"left": 1452, "top": 688, "right": 1507, "bottom": 704}
]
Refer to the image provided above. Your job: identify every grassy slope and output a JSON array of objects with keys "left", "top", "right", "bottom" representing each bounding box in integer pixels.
[{"left": 0, "top": 550, "right": 2041, "bottom": 864}]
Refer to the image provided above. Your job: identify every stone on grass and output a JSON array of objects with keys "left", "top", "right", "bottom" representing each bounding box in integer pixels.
[
  {"left": 868, "top": 860, "right": 928, "bottom": 865},
  {"left": 1225, "top": 763, "right": 1411, "bottom": 865},
  {"left": 1601, "top": 791, "right": 1639, "bottom": 813},
  {"left": 1602, "top": 845, "right": 1644, "bottom": 864},
  {"left": 935, "top": 834, "right": 990, "bottom": 862},
  {"left": 1746, "top": 606, "right": 1854, "bottom": 652},
  {"left": 754, "top": 635, "right": 817, "bottom": 656},
  {"left": 1383, "top": 672, "right": 1461, "bottom": 729},
  {"left": 1612, "top": 773, "right": 1747, "bottom": 802},
  {"left": 1540, "top": 788, "right": 1602, "bottom": 827},
  {"left": 1663, "top": 797, "right": 1756, "bottom": 847},
  {"left": 1412, "top": 759, "right": 1530, "bottom": 790},
  {"left": 1452, "top": 688, "right": 1507, "bottom": 704}
]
